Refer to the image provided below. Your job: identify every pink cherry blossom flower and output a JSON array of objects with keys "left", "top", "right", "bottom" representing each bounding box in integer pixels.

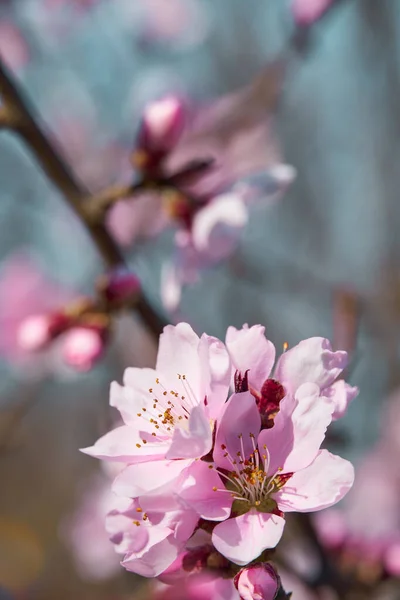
[
  {"left": 234, "top": 563, "right": 280, "bottom": 600},
  {"left": 82, "top": 323, "right": 231, "bottom": 491},
  {"left": 181, "top": 387, "right": 354, "bottom": 565},
  {"left": 225, "top": 324, "right": 358, "bottom": 423}
]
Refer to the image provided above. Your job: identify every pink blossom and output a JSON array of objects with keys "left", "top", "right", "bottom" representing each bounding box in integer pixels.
[
  {"left": 108, "top": 81, "right": 295, "bottom": 309},
  {"left": 225, "top": 324, "right": 358, "bottom": 422},
  {"left": 82, "top": 323, "right": 231, "bottom": 489},
  {"left": 0, "top": 252, "right": 72, "bottom": 368},
  {"left": 17, "top": 315, "right": 52, "bottom": 352},
  {"left": 291, "top": 0, "right": 337, "bottom": 26},
  {"left": 60, "top": 473, "right": 121, "bottom": 581},
  {"left": 180, "top": 386, "right": 354, "bottom": 565},
  {"left": 234, "top": 563, "right": 280, "bottom": 600},
  {"left": 62, "top": 327, "right": 106, "bottom": 372}
]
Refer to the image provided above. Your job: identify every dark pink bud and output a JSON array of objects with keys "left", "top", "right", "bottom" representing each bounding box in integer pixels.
[
  {"left": 17, "top": 315, "right": 52, "bottom": 351},
  {"left": 234, "top": 563, "right": 280, "bottom": 600},
  {"left": 99, "top": 268, "right": 141, "bottom": 305},
  {"left": 135, "top": 96, "right": 185, "bottom": 166},
  {"left": 291, "top": 0, "right": 336, "bottom": 27},
  {"left": 62, "top": 327, "right": 106, "bottom": 371},
  {"left": 258, "top": 379, "right": 285, "bottom": 429}
]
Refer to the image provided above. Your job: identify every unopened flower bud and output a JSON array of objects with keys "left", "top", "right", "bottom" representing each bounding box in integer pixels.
[
  {"left": 291, "top": 0, "right": 336, "bottom": 27},
  {"left": 234, "top": 563, "right": 280, "bottom": 600},
  {"left": 62, "top": 327, "right": 106, "bottom": 372},
  {"left": 17, "top": 315, "right": 52, "bottom": 351},
  {"left": 134, "top": 96, "right": 185, "bottom": 169},
  {"left": 98, "top": 268, "right": 141, "bottom": 306}
]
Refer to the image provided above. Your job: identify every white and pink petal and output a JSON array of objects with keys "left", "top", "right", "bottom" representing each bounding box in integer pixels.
[
  {"left": 212, "top": 510, "right": 285, "bottom": 565},
  {"left": 274, "top": 337, "right": 348, "bottom": 394},
  {"left": 274, "top": 449, "right": 354, "bottom": 513}
]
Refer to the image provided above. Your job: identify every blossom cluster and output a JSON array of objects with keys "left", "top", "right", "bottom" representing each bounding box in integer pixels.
[
  {"left": 83, "top": 322, "right": 357, "bottom": 596},
  {"left": 108, "top": 95, "right": 296, "bottom": 312}
]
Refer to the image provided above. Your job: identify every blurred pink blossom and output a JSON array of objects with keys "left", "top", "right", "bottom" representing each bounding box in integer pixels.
[
  {"left": 60, "top": 472, "right": 121, "bottom": 581},
  {"left": 62, "top": 327, "right": 106, "bottom": 372},
  {"left": 0, "top": 252, "right": 72, "bottom": 369}
]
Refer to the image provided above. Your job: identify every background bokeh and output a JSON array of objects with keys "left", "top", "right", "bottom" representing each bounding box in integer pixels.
[{"left": 1, "top": 0, "right": 400, "bottom": 598}]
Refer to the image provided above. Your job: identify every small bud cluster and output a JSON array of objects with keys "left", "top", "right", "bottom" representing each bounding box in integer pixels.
[{"left": 16, "top": 268, "right": 141, "bottom": 371}]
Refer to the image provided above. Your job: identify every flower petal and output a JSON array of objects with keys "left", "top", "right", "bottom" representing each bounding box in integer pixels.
[
  {"left": 212, "top": 510, "right": 285, "bottom": 565},
  {"left": 112, "top": 459, "right": 192, "bottom": 497},
  {"left": 199, "top": 333, "right": 231, "bottom": 420},
  {"left": 226, "top": 325, "right": 275, "bottom": 392},
  {"left": 166, "top": 404, "right": 212, "bottom": 460},
  {"left": 214, "top": 391, "right": 261, "bottom": 470},
  {"left": 121, "top": 527, "right": 178, "bottom": 577},
  {"left": 156, "top": 323, "right": 204, "bottom": 401},
  {"left": 179, "top": 460, "right": 233, "bottom": 521},
  {"left": 274, "top": 337, "right": 348, "bottom": 394},
  {"left": 324, "top": 379, "right": 359, "bottom": 421},
  {"left": 191, "top": 193, "right": 248, "bottom": 260},
  {"left": 81, "top": 424, "right": 169, "bottom": 463},
  {"left": 275, "top": 449, "right": 354, "bottom": 512},
  {"left": 111, "top": 375, "right": 163, "bottom": 426},
  {"left": 258, "top": 383, "right": 334, "bottom": 474}
]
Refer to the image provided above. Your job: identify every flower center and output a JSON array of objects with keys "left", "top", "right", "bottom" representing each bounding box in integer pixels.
[
  {"left": 135, "top": 373, "right": 198, "bottom": 440},
  {"left": 211, "top": 433, "right": 291, "bottom": 516}
]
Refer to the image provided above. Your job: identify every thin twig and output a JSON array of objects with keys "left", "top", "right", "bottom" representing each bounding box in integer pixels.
[{"left": 0, "top": 59, "right": 166, "bottom": 338}]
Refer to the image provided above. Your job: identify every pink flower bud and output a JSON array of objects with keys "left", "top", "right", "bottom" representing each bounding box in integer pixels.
[
  {"left": 234, "top": 563, "right": 280, "bottom": 600},
  {"left": 62, "top": 327, "right": 105, "bottom": 371},
  {"left": 99, "top": 268, "right": 141, "bottom": 305},
  {"left": 17, "top": 315, "right": 52, "bottom": 351},
  {"left": 291, "top": 0, "right": 336, "bottom": 27},
  {"left": 137, "top": 96, "right": 185, "bottom": 158}
]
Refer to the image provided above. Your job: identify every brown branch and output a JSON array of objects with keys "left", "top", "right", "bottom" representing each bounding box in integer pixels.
[{"left": 0, "top": 58, "right": 166, "bottom": 338}]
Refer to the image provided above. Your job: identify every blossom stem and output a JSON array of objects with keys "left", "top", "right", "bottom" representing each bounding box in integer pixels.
[{"left": 0, "top": 58, "right": 167, "bottom": 338}]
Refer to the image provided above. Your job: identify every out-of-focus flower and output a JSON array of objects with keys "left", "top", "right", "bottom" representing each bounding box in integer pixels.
[
  {"left": 314, "top": 433, "right": 400, "bottom": 582},
  {"left": 0, "top": 252, "right": 72, "bottom": 372},
  {"left": 82, "top": 322, "right": 231, "bottom": 483},
  {"left": 62, "top": 326, "right": 107, "bottom": 372},
  {"left": 291, "top": 0, "right": 338, "bottom": 27},
  {"left": 0, "top": 22, "right": 30, "bottom": 73},
  {"left": 234, "top": 563, "right": 280, "bottom": 600},
  {"left": 60, "top": 472, "right": 121, "bottom": 581},
  {"left": 108, "top": 74, "right": 295, "bottom": 311}
]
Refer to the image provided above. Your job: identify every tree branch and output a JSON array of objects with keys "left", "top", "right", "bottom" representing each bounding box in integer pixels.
[{"left": 0, "top": 59, "right": 166, "bottom": 338}]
